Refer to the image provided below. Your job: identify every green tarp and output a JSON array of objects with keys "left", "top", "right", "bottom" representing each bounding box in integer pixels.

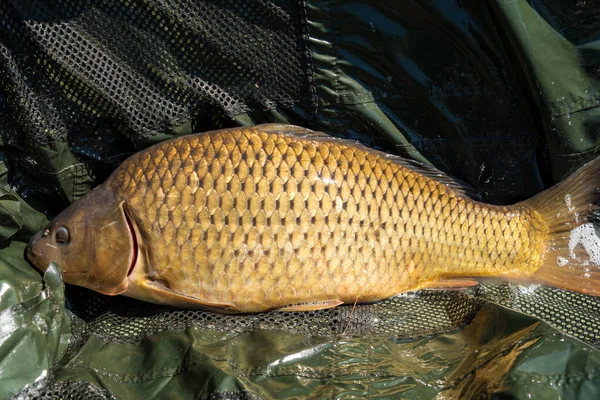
[{"left": 1, "top": 0, "right": 600, "bottom": 398}]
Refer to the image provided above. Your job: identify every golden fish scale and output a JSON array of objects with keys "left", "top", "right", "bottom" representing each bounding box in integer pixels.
[{"left": 110, "top": 126, "right": 545, "bottom": 311}]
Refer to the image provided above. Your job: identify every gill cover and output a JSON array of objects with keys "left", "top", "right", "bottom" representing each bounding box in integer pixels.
[{"left": 27, "top": 184, "right": 135, "bottom": 295}]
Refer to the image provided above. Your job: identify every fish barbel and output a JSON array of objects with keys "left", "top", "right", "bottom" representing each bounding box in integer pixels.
[{"left": 27, "top": 124, "right": 600, "bottom": 312}]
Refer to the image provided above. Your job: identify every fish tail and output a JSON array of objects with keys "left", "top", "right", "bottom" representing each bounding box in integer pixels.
[{"left": 525, "top": 156, "right": 600, "bottom": 295}]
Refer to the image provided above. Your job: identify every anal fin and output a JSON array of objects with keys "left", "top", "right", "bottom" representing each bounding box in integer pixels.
[
  {"left": 276, "top": 299, "right": 344, "bottom": 312},
  {"left": 419, "top": 279, "right": 480, "bottom": 291}
]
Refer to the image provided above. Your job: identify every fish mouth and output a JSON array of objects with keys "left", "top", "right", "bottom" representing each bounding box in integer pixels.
[
  {"left": 124, "top": 206, "right": 138, "bottom": 277},
  {"left": 25, "top": 233, "right": 44, "bottom": 271},
  {"left": 26, "top": 241, "right": 37, "bottom": 266}
]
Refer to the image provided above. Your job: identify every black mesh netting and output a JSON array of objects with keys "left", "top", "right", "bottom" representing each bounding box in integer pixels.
[
  {"left": 54, "top": 284, "right": 600, "bottom": 346},
  {"left": 13, "top": 377, "right": 118, "bottom": 400},
  {"left": 14, "top": 374, "right": 260, "bottom": 400},
  {"left": 0, "top": 0, "right": 315, "bottom": 145},
  {"left": 63, "top": 287, "right": 483, "bottom": 342}
]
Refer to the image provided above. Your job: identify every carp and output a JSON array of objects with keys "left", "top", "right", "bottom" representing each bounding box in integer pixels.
[{"left": 26, "top": 124, "right": 600, "bottom": 312}]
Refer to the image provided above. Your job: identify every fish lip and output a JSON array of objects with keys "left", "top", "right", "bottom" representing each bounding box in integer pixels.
[
  {"left": 123, "top": 205, "right": 139, "bottom": 277},
  {"left": 25, "top": 242, "right": 36, "bottom": 265},
  {"left": 25, "top": 234, "right": 42, "bottom": 270}
]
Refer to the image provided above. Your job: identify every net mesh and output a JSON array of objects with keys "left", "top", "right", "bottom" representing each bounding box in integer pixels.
[
  {"left": 59, "top": 284, "right": 600, "bottom": 346},
  {"left": 13, "top": 376, "right": 118, "bottom": 400},
  {"left": 14, "top": 374, "right": 260, "bottom": 400},
  {"left": 478, "top": 283, "right": 600, "bottom": 345},
  {"left": 65, "top": 287, "right": 483, "bottom": 342},
  {"left": 0, "top": 0, "right": 315, "bottom": 145}
]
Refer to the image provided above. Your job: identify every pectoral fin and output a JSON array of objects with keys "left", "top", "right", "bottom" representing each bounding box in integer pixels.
[
  {"left": 276, "top": 299, "right": 344, "bottom": 312},
  {"left": 140, "top": 279, "right": 239, "bottom": 313}
]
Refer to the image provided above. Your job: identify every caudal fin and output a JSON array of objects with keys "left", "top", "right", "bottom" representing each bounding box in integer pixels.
[{"left": 525, "top": 157, "right": 600, "bottom": 295}]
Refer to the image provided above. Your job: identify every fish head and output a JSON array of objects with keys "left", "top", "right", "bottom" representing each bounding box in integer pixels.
[{"left": 27, "top": 185, "right": 136, "bottom": 295}]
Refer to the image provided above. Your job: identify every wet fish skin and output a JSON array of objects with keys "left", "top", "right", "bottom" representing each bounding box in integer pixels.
[
  {"left": 109, "top": 124, "right": 542, "bottom": 310},
  {"left": 27, "top": 124, "right": 600, "bottom": 312}
]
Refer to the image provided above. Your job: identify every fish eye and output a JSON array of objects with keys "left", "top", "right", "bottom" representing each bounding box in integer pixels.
[{"left": 55, "top": 227, "right": 70, "bottom": 245}]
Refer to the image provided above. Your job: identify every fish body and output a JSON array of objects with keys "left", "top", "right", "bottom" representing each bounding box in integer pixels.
[{"left": 27, "top": 124, "right": 600, "bottom": 312}]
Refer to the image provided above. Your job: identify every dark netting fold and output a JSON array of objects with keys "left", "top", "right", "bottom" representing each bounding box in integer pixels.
[
  {"left": 60, "top": 284, "right": 600, "bottom": 346},
  {"left": 64, "top": 287, "right": 482, "bottom": 343},
  {"left": 13, "top": 375, "right": 259, "bottom": 400},
  {"left": 208, "top": 392, "right": 264, "bottom": 400},
  {"left": 0, "top": 0, "right": 316, "bottom": 145},
  {"left": 13, "top": 376, "right": 117, "bottom": 400},
  {"left": 477, "top": 283, "right": 600, "bottom": 345}
]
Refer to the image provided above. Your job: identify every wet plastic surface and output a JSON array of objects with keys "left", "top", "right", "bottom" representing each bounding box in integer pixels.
[
  {"left": 0, "top": 264, "right": 69, "bottom": 399},
  {"left": 1, "top": 0, "right": 600, "bottom": 398}
]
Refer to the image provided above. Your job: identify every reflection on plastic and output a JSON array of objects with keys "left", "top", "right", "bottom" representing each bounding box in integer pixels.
[{"left": 0, "top": 261, "right": 68, "bottom": 399}]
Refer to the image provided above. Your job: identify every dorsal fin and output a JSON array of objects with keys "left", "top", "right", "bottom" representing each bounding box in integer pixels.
[
  {"left": 380, "top": 153, "right": 480, "bottom": 200},
  {"left": 258, "top": 123, "right": 335, "bottom": 140},
  {"left": 256, "top": 123, "right": 479, "bottom": 200}
]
